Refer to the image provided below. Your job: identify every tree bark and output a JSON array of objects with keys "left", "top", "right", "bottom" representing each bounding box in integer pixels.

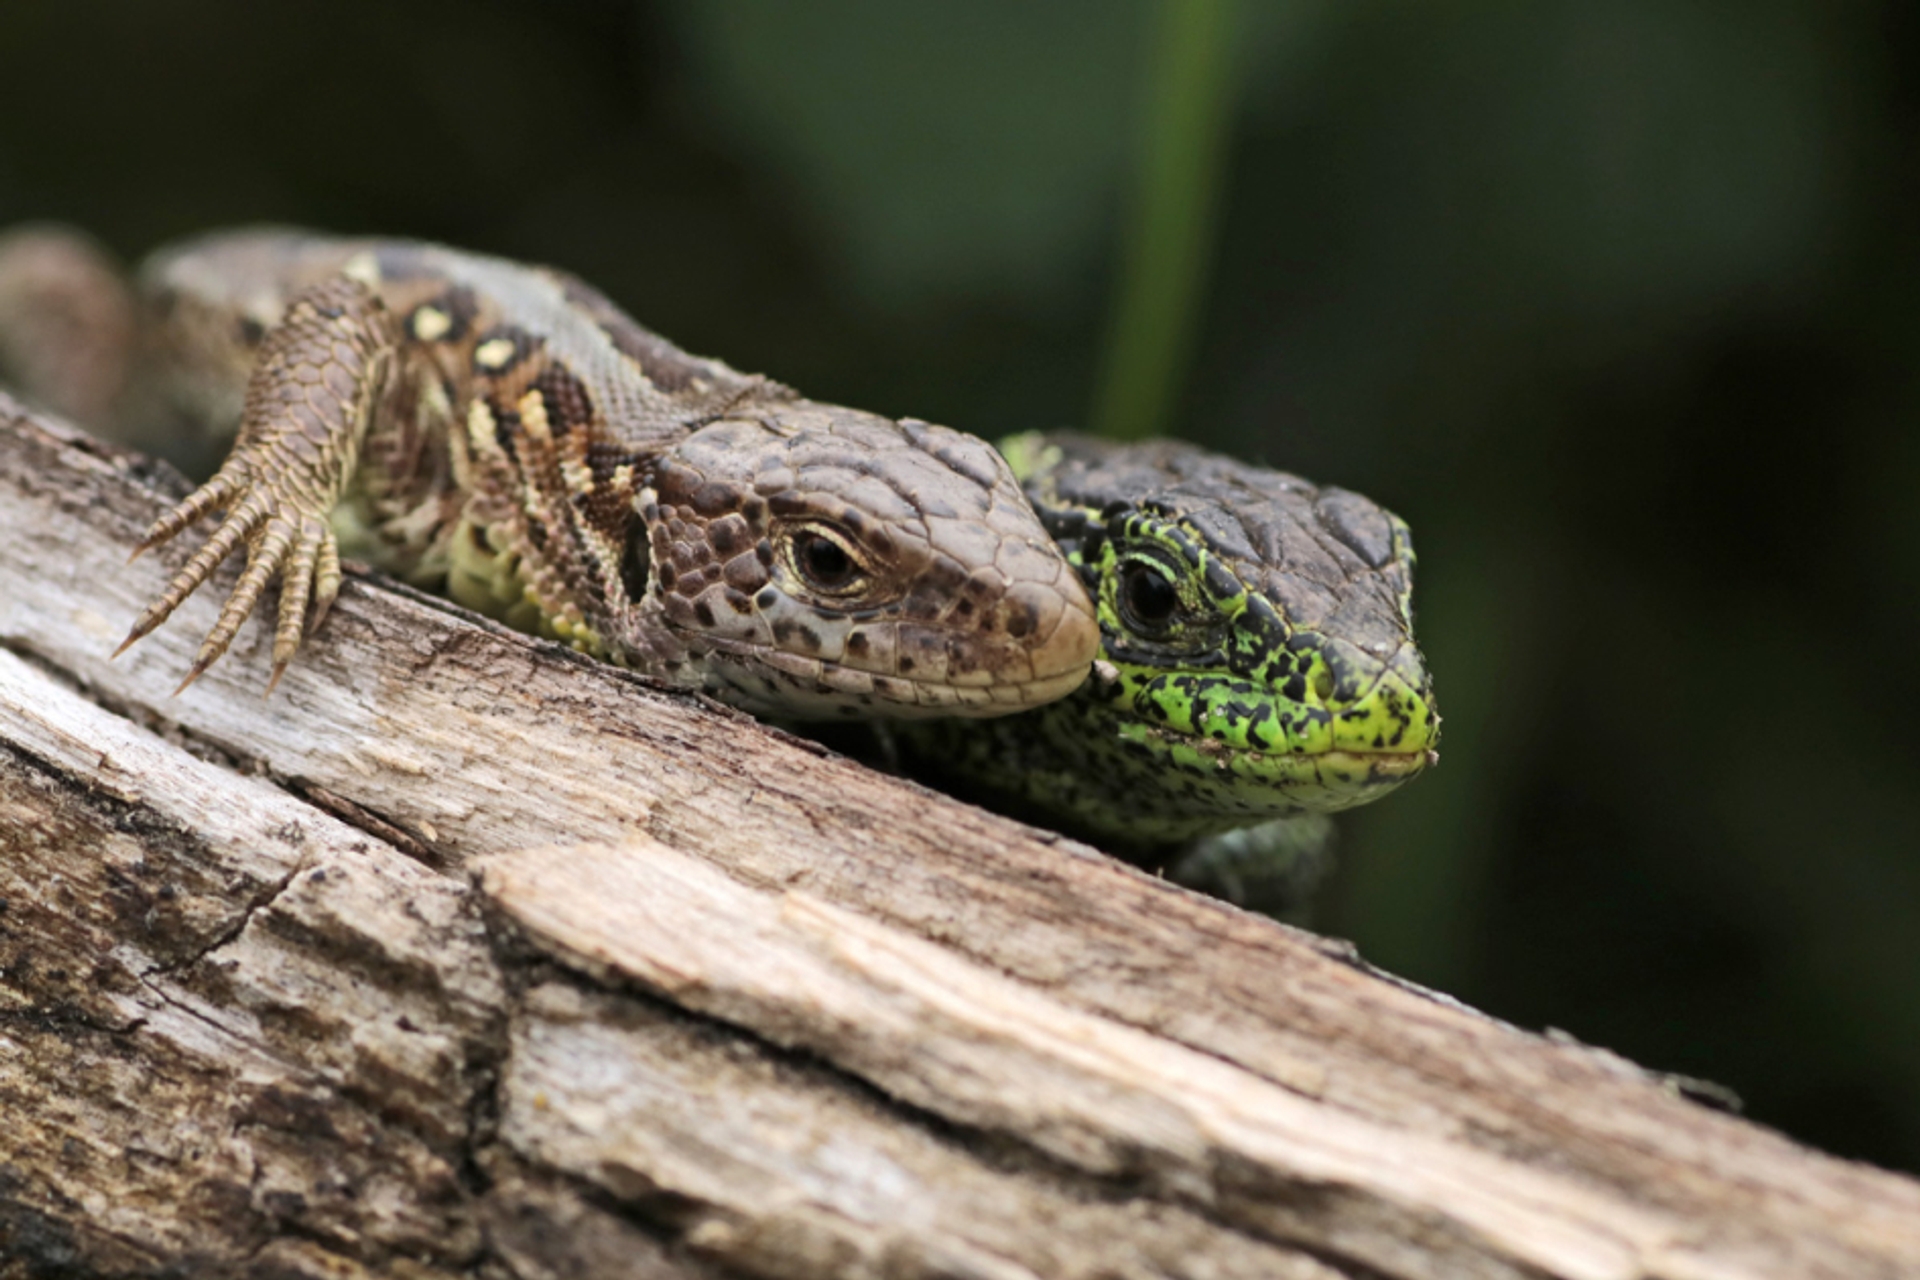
[{"left": 0, "top": 393, "right": 1915, "bottom": 1279}]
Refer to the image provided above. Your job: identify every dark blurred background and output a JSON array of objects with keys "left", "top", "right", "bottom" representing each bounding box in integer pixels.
[{"left": 2, "top": 1, "right": 1915, "bottom": 1174}]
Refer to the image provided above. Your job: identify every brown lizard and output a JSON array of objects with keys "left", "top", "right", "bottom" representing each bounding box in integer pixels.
[{"left": 0, "top": 226, "right": 1099, "bottom": 716}]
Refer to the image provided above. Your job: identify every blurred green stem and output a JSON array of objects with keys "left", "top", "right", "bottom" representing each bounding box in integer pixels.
[{"left": 1092, "top": 0, "right": 1239, "bottom": 442}]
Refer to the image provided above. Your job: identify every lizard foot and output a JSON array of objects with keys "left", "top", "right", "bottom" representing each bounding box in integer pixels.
[
  {"left": 118, "top": 470, "right": 345, "bottom": 695},
  {"left": 114, "top": 274, "right": 396, "bottom": 693}
]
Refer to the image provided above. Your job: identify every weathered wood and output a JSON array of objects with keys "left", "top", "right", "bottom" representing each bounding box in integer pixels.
[{"left": 1, "top": 393, "right": 1917, "bottom": 1279}]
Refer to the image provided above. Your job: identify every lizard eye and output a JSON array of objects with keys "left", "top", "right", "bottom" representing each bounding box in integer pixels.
[
  {"left": 1119, "top": 560, "right": 1179, "bottom": 635},
  {"left": 785, "top": 524, "right": 868, "bottom": 596}
]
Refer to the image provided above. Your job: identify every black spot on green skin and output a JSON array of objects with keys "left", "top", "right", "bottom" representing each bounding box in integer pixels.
[{"left": 894, "top": 433, "right": 1438, "bottom": 859}]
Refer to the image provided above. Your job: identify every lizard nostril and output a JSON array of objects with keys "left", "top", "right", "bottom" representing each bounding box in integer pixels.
[{"left": 1311, "top": 668, "right": 1336, "bottom": 704}]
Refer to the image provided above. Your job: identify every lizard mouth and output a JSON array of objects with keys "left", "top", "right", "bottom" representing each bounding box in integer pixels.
[
  {"left": 678, "top": 572, "right": 1103, "bottom": 720},
  {"left": 1116, "top": 717, "right": 1437, "bottom": 813},
  {"left": 694, "top": 629, "right": 1096, "bottom": 720}
]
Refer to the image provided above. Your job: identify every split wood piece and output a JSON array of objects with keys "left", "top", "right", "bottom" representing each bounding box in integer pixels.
[
  {"left": 2, "top": 394, "right": 1919, "bottom": 1278},
  {"left": 2, "top": 646, "right": 1314, "bottom": 1276}
]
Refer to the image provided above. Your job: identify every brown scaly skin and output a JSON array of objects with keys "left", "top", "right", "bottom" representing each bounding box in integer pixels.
[{"left": 0, "top": 228, "right": 1099, "bottom": 716}]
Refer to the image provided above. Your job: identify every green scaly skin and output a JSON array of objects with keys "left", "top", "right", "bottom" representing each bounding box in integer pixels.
[{"left": 899, "top": 432, "right": 1438, "bottom": 906}]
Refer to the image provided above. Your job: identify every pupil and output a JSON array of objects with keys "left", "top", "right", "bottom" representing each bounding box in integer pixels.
[
  {"left": 802, "top": 534, "right": 855, "bottom": 586},
  {"left": 1123, "top": 562, "right": 1177, "bottom": 627}
]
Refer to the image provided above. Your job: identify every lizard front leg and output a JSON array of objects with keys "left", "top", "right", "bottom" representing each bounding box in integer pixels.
[{"left": 116, "top": 275, "right": 399, "bottom": 693}]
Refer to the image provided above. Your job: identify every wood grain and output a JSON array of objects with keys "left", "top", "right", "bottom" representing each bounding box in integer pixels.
[{"left": 1, "top": 394, "right": 1916, "bottom": 1278}]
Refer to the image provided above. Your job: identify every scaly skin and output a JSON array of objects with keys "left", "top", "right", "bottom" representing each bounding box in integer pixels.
[
  {"left": 0, "top": 228, "right": 1099, "bottom": 717},
  {"left": 900, "top": 432, "right": 1438, "bottom": 879}
]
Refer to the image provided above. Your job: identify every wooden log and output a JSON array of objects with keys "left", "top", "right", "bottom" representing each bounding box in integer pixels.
[{"left": 1, "top": 393, "right": 1916, "bottom": 1279}]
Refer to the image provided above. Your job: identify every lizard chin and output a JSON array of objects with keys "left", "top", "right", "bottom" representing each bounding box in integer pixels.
[
  {"left": 1115, "top": 717, "right": 1437, "bottom": 816},
  {"left": 1085, "top": 656, "right": 1440, "bottom": 819},
  {"left": 691, "top": 636, "right": 1092, "bottom": 720}
]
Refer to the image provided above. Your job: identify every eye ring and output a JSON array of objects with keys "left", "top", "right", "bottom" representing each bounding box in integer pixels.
[
  {"left": 1117, "top": 558, "right": 1180, "bottom": 635},
  {"left": 784, "top": 523, "right": 868, "bottom": 596}
]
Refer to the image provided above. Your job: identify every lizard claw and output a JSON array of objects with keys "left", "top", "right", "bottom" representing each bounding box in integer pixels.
[
  {"left": 113, "top": 273, "right": 394, "bottom": 689},
  {"left": 121, "top": 463, "right": 339, "bottom": 686}
]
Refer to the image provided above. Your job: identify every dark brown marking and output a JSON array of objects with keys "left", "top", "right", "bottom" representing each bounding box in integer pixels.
[
  {"left": 409, "top": 286, "right": 480, "bottom": 345},
  {"left": 620, "top": 523, "right": 650, "bottom": 602},
  {"left": 489, "top": 397, "right": 520, "bottom": 453},
  {"left": 472, "top": 324, "right": 541, "bottom": 375},
  {"left": 587, "top": 442, "right": 637, "bottom": 488},
  {"left": 691, "top": 482, "right": 738, "bottom": 517},
  {"left": 723, "top": 554, "right": 766, "bottom": 593},
  {"left": 770, "top": 618, "right": 822, "bottom": 653},
  {"left": 531, "top": 362, "right": 594, "bottom": 436},
  {"left": 438, "top": 286, "right": 480, "bottom": 340}
]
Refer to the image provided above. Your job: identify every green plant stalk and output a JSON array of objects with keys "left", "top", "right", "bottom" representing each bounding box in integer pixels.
[{"left": 1093, "top": 0, "right": 1239, "bottom": 442}]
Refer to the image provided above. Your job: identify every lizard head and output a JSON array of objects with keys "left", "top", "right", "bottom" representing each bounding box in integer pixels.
[
  {"left": 981, "top": 433, "right": 1440, "bottom": 846},
  {"left": 631, "top": 411, "right": 1100, "bottom": 718}
]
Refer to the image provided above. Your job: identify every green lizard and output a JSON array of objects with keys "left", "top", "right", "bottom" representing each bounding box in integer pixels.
[
  {"left": 0, "top": 226, "right": 1099, "bottom": 716},
  {"left": 897, "top": 432, "right": 1439, "bottom": 909}
]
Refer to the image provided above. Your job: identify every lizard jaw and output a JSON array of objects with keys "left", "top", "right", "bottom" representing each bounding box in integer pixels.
[{"left": 689, "top": 620, "right": 1097, "bottom": 720}]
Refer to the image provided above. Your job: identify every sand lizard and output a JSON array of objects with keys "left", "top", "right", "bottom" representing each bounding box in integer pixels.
[{"left": 0, "top": 227, "right": 1099, "bottom": 717}]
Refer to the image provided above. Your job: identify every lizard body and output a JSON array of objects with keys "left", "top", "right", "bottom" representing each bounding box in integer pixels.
[
  {"left": 898, "top": 433, "right": 1438, "bottom": 903},
  {"left": 0, "top": 228, "right": 1098, "bottom": 717}
]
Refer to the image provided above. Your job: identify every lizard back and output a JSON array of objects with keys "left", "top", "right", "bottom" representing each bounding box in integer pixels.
[{"left": 0, "top": 226, "right": 1100, "bottom": 718}]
